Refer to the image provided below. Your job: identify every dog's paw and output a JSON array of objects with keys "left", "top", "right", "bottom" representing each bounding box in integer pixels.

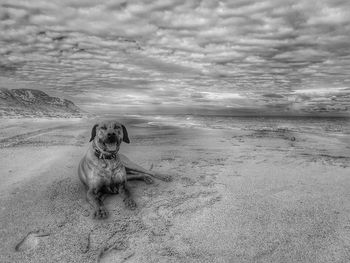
[
  {"left": 163, "top": 175, "right": 172, "bottom": 182},
  {"left": 153, "top": 172, "right": 172, "bottom": 182},
  {"left": 124, "top": 198, "right": 137, "bottom": 210},
  {"left": 143, "top": 175, "right": 154, "bottom": 184},
  {"left": 158, "top": 174, "right": 172, "bottom": 182},
  {"left": 94, "top": 206, "right": 109, "bottom": 219}
]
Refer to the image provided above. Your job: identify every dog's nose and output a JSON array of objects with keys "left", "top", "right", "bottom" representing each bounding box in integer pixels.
[{"left": 107, "top": 133, "right": 115, "bottom": 138}]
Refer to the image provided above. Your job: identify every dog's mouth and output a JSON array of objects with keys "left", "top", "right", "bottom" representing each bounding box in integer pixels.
[
  {"left": 98, "top": 138, "right": 119, "bottom": 152},
  {"left": 104, "top": 142, "right": 118, "bottom": 151}
]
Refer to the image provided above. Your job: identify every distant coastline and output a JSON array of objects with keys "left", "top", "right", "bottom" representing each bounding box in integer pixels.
[{"left": 0, "top": 88, "right": 86, "bottom": 118}]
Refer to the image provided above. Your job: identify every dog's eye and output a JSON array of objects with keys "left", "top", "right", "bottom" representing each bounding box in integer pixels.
[{"left": 101, "top": 126, "right": 107, "bottom": 130}]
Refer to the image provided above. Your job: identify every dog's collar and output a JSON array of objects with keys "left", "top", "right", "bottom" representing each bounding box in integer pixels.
[{"left": 92, "top": 142, "right": 118, "bottom": 160}]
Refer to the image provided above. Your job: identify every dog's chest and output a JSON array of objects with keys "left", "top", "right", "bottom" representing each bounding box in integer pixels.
[{"left": 97, "top": 157, "right": 126, "bottom": 184}]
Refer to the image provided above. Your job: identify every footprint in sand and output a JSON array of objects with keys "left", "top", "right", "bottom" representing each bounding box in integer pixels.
[{"left": 15, "top": 230, "right": 50, "bottom": 252}]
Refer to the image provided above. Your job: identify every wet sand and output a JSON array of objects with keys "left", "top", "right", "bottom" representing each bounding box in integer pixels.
[{"left": 0, "top": 117, "right": 350, "bottom": 262}]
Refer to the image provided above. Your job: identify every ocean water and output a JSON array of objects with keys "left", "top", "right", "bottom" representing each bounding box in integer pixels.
[{"left": 123, "top": 114, "right": 350, "bottom": 136}]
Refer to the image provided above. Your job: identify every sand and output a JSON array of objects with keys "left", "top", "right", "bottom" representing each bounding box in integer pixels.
[{"left": 0, "top": 117, "right": 350, "bottom": 263}]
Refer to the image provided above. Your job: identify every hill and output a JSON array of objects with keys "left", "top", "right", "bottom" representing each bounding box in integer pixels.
[{"left": 0, "top": 88, "right": 84, "bottom": 118}]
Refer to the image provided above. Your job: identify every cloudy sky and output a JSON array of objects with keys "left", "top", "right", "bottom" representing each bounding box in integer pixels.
[{"left": 1, "top": 0, "right": 350, "bottom": 116}]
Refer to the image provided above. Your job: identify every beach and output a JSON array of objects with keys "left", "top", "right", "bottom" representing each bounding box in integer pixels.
[{"left": 0, "top": 115, "right": 350, "bottom": 263}]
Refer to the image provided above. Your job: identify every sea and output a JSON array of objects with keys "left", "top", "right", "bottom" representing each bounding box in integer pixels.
[{"left": 106, "top": 114, "right": 350, "bottom": 137}]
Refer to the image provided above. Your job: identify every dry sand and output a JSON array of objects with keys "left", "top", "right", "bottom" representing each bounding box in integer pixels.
[{"left": 0, "top": 117, "right": 350, "bottom": 263}]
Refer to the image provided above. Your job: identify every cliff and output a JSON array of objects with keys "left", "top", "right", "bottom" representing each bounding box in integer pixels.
[{"left": 0, "top": 88, "right": 84, "bottom": 118}]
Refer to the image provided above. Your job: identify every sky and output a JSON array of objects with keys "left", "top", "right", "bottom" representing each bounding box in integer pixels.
[{"left": 0, "top": 0, "right": 350, "bottom": 116}]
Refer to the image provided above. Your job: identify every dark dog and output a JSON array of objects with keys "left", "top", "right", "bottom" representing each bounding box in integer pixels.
[{"left": 78, "top": 120, "right": 170, "bottom": 219}]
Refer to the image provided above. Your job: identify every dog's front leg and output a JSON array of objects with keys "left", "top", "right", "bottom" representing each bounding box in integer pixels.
[
  {"left": 120, "top": 183, "right": 136, "bottom": 210},
  {"left": 86, "top": 188, "right": 108, "bottom": 219}
]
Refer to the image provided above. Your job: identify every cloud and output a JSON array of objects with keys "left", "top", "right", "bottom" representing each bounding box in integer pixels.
[
  {"left": 292, "top": 87, "right": 349, "bottom": 96},
  {"left": 262, "top": 93, "right": 285, "bottom": 98},
  {"left": 0, "top": 0, "right": 350, "bottom": 116}
]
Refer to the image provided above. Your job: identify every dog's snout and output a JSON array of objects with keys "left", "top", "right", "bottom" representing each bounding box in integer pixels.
[
  {"left": 107, "top": 133, "right": 115, "bottom": 138},
  {"left": 107, "top": 132, "right": 118, "bottom": 143}
]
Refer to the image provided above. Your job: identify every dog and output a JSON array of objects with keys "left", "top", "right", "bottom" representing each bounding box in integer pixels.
[{"left": 78, "top": 120, "right": 170, "bottom": 219}]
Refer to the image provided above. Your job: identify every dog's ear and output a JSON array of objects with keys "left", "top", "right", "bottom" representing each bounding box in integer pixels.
[
  {"left": 122, "top": 125, "right": 130, "bottom": 144},
  {"left": 89, "top": 124, "right": 98, "bottom": 142}
]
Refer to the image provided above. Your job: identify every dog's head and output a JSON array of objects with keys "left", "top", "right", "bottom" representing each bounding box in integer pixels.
[{"left": 89, "top": 120, "right": 130, "bottom": 152}]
